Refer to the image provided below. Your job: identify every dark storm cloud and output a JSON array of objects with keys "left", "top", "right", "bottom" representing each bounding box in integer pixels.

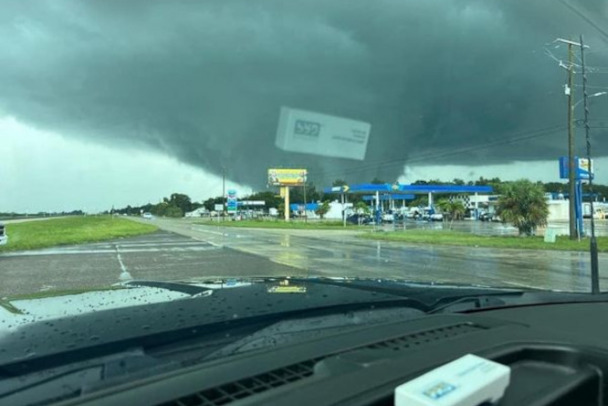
[{"left": 1, "top": 0, "right": 608, "bottom": 186}]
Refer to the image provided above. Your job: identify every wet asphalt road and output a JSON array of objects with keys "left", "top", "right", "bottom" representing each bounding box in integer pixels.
[
  {"left": 0, "top": 231, "right": 303, "bottom": 297},
  {"left": 1, "top": 217, "right": 608, "bottom": 296}
]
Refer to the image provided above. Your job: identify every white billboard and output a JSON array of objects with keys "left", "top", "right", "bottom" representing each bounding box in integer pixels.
[{"left": 275, "top": 107, "right": 371, "bottom": 160}]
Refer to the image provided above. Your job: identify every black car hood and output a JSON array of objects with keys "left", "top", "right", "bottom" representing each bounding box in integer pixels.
[{"left": 0, "top": 277, "right": 600, "bottom": 369}]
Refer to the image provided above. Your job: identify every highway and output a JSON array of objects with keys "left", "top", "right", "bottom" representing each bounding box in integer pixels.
[
  {"left": 1, "top": 217, "right": 607, "bottom": 297},
  {"left": 151, "top": 218, "right": 608, "bottom": 292}
]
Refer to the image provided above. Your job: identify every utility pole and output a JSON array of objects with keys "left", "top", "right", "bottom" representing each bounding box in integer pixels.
[
  {"left": 579, "top": 34, "right": 600, "bottom": 293},
  {"left": 566, "top": 42, "right": 577, "bottom": 240},
  {"left": 555, "top": 38, "right": 584, "bottom": 240},
  {"left": 222, "top": 166, "right": 226, "bottom": 220}
]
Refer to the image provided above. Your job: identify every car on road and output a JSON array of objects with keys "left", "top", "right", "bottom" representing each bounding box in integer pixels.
[
  {"left": 381, "top": 212, "right": 394, "bottom": 223},
  {"left": 429, "top": 213, "right": 443, "bottom": 221},
  {"left": 480, "top": 212, "right": 501, "bottom": 222},
  {"left": 346, "top": 213, "right": 372, "bottom": 225},
  {"left": 142, "top": 212, "right": 153, "bottom": 219},
  {"left": 0, "top": 222, "right": 7, "bottom": 245}
]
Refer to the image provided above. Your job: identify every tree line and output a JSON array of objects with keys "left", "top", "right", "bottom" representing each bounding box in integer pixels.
[{"left": 108, "top": 177, "right": 604, "bottom": 234}]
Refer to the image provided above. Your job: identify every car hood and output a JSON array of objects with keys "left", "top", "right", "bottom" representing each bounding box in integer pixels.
[
  {"left": 0, "top": 277, "right": 602, "bottom": 366},
  {"left": 0, "top": 277, "right": 511, "bottom": 327}
]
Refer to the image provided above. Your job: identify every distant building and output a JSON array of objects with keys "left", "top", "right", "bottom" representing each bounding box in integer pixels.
[{"left": 185, "top": 208, "right": 209, "bottom": 217}]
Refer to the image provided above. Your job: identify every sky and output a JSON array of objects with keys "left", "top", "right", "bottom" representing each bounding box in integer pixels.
[
  {"left": 2, "top": 0, "right": 608, "bottom": 212},
  {"left": 0, "top": 116, "right": 248, "bottom": 213}
]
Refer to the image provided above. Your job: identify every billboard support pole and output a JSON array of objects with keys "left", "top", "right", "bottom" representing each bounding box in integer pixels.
[
  {"left": 303, "top": 183, "right": 308, "bottom": 223},
  {"left": 284, "top": 187, "right": 290, "bottom": 222}
]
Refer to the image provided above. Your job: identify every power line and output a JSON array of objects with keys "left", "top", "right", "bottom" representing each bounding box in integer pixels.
[
  {"left": 308, "top": 124, "right": 566, "bottom": 181},
  {"left": 574, "top": 84, "right": 608, "bottom": 90},
  {"left": 559, "top": 0, "right": 608, "bottom": 43}
]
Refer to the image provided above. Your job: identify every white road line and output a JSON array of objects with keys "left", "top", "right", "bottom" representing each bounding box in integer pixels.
[
  {"left": 115, "top": 241, "right": 207, "bottom": 248},
  {"left": 0, "top": 245, "right": 220, "bottom": 257},
  {"left": 115, "top": 244, "right": 133, "bottom": 281},
  {"left": 116, "top": 251, "right": 127, "bottom": 273}
]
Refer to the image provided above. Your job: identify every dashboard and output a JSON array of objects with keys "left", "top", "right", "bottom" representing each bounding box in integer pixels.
[{"left": 50, "top": 302, "right": 608, "bottom": 406}]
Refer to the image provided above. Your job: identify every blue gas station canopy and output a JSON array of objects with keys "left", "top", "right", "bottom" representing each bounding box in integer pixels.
[{"left": 323, "top": 184, "right": 493, "bottom": 194}]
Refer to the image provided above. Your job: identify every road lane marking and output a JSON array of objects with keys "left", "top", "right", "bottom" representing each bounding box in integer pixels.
[
  {"left": 115, "top": 244, "right": 133, "bottom": 281},
  {"left": 0, "top": 245, "right": 220, "bottom": 257}
]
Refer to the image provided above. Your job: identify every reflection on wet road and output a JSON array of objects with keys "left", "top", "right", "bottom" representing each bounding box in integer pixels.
[
  {"left": 3, "top": 218, "right": 606, "bottom": 296},
  {"left": 154, "top": 219, "right": 608, "bottom": 293}
]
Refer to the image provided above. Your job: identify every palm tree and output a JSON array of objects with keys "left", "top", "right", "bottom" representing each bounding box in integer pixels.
[
  {"left": 354, "top": 201, "right": 371, "bottom": 225},
  {"left": 497, "top": 180, "right": 549, "bottom": 236},
  {"left": 315, "top": 200, "right": 331, "bottom": 220},
  {"left": 437, "top": 199, "right": 466, "bottom": 230}
]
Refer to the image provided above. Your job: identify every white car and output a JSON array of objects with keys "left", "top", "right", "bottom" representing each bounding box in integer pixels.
[
  {"left": 430, "top": 213, "right": 444, "bottom": 221},
  {"left": 0, "top": 222, "right": 7, "bottom": 245},
  {"left": 382, "top": 213, "right": 394, "bottom": 222},
  {"left": 142, "top": 212, "right": 153, "bottom": 219}
]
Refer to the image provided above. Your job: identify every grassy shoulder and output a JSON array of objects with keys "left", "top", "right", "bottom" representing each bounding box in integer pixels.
[
  {"left": 0, "top": 216, "right": 158, "bottom": 253},
  {"left": 359, "top": 229, "right": 608, "bottom": 252},
  {"left": 195, "top": 219, "right": 361, "bottom": 230}
]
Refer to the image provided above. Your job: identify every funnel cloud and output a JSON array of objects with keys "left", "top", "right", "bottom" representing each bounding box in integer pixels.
[{"left": 1, "top": 0, "right": 608, "bottom": 188}]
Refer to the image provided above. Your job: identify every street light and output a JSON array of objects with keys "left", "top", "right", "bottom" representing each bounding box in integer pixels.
[{"left": 573, "top": 91, "right": 608, "bottom": 109}]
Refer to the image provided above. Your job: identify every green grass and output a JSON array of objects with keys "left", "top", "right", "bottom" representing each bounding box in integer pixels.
[
  {"left": 359, "top": 229, "right": 608, "bottom": 252},
  {"left": 195, "top": 219, "right": 360, "bottom": 230},
  {"left": 0, "top": 216, "right": 158, "bottom": 253}
]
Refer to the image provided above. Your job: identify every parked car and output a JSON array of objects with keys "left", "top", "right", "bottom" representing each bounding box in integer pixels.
[
  {"left": 430, "top": 213, "right": 443, "bottom": 222},
  {"left": 381, "top": 213, "right": 394, "bottom": 223},
  {"left": 0, "top": 222, "right": 7, "bottom": 245},
  {"left": 480, "top": 212, "right": 501, "bottom": 222},
  {"left": 347, "top": 214, "right": 371, "bottom": 225},
  {"left": 479, "top": 212, "right": 492, "bottom": 222}
]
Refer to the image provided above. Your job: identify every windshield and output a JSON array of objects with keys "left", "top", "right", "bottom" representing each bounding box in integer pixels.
[{"left": 2, "top": 0, "right": 608, "bottom": 381}]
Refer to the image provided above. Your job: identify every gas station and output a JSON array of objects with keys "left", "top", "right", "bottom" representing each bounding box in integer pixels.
[
  {"left": 267, "top": 167, "right": 495, "bottom": 223},
  {"left": 322, "top": 183, "right": 494, "bottom": 222}
]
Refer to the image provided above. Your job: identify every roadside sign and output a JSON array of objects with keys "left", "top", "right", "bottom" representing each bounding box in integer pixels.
[
  {"left": 227, "top": 189, "right": 238, "bottom": 213},
  {"left": 559, "top": 156, "right": 594, "bottom": 180},
  {"left": 214, "top": 204, "right": 223, "bottom": 211},
  {"left": 238, "top": 200, "right": 265, "bottom": 206},
  {"left": 331, "top": 185, "right": 350, "bottom": 193},
  {"left": 544, "top": 228, "right": 557, "bottom": 243},
  {"left": 268, "top": 169, "right": 307, "bottom": 186}
]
